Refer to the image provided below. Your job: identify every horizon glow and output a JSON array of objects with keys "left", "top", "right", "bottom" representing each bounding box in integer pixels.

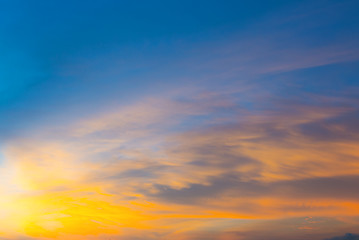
[{"left": 0, "top": 1, "right": 359, "bottom": 239}]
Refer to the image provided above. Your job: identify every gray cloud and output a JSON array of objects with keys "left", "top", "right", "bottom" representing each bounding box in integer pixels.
[
  {"left": 148, "top": 174, "right": 359, "bottom": 205},
  {"left": 148, "top": 173, "right": 266, "bottom": 204},
  {"left": 298, "top": 111, "right": 359, "bottom": 141},
  {"left": 325, "top": 233, "right": 359, "bottom": 240}
]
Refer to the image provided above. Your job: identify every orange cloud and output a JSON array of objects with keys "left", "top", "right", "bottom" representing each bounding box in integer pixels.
[{"left": 0, "top": 92, "right": 358, "bottom": 239}]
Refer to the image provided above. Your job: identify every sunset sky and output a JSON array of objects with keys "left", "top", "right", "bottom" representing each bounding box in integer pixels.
[{"left": 1, "top": 0, "right": 359, "bottom": 239}]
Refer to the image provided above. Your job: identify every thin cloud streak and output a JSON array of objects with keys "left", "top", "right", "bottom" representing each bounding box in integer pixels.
[
  {"left": 0, "top": 0, "right": 358, "bottom": 239},
  {"left": 1, "top": 84, "right": 358, "bottom": 239}
]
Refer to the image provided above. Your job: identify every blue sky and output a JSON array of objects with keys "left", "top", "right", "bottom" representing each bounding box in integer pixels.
[
  {"left": 0, "top": 1, "right": 359, "bottom": 239},
  {"left": 1, "top": 0, "right": 358, "bottom": 131}
]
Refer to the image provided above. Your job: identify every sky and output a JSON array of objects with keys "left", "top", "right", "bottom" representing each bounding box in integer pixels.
[{"left": 0, "top": 0, "right": 359, "bottom": 239}]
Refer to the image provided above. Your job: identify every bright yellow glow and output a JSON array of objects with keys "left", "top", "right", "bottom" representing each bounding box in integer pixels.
[{"left": 0, "top": 98, "right": 358, "bottom": 239}]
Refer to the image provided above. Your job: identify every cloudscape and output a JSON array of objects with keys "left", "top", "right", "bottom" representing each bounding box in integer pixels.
[{"left": 0, "top": 0, "right": 359, "bottom": 239}]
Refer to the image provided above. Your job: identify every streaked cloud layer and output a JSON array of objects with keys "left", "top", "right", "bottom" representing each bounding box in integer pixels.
[{"left": 0, "top": 0, "right": 358, "bottom": 239}]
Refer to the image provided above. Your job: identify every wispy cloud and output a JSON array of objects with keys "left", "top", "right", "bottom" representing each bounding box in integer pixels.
[
  {"left": 1, "top": 82, "right": 358, "bottom": 239},
  {"left": 0, "top": 0, "right": 358, "bottom": 239}
]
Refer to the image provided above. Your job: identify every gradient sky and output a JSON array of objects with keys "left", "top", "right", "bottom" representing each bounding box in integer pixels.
[{"left": 1, "top": 0, "right": 359, "bottom": 239}]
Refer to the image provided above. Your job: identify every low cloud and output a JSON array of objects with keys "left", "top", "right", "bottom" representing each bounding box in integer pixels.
[{"left": 325, "top": 233, "right": 359, "bottom": 240}]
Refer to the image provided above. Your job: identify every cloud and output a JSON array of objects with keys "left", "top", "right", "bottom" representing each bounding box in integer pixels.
[
  {"left": 298, "top": 110, "right": 359, "bottom": 141},
  {"left": 325, "top": 233, "right": 359, "bottom": 240},
  {"left": 0, "top": 0, "right": 358, "bottom": 239},
  {"left": 149, "top": 174, "right": 359, "bottom": 205},
  {"left": 1, "top": 84, "right": 358, "bottom": 239}
]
